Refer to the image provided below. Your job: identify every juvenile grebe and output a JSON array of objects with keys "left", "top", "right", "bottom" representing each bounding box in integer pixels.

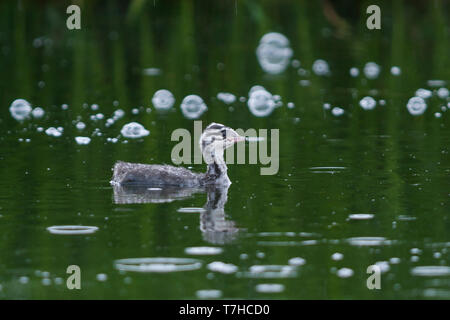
[{"left": 111, "top": 123, "right": 245, "bottom": 187}]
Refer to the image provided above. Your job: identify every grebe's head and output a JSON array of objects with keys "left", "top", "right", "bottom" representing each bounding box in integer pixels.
[{"left": 199, "top": 123, "right": 245, "bottom": 163}]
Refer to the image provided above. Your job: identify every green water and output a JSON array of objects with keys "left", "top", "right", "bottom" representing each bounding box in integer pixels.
[{"left": 0, "top": 0, "right": 449, "bottom": 299}]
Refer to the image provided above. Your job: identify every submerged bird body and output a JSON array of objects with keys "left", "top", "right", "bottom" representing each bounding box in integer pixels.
[{"left": 111, "top": 123, "right": 244, "bottom": 187}]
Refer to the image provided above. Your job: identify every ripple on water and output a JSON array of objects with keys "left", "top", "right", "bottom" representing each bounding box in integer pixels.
[
  {"left": 255, "top": 283, "right": 285, "bottom": 293},
  {"left": 309, "top": 166, "right": 346, "bottom": 174},
  {"left": 411, "top": 266, "right": 450, "bottom": 277},
  {"left": 46, "top": 225, "right": 99, "bottom": 235},
  {"left": 196, "top": 289, "right": 222, "bottom": 299},
  {"left": 177, "top": 207, "right": 206, "bottom": 213},
  {"left": 114, "top": 257, "right": 202, "bottom": 273},
  {"left": 185, "top": 247, "right": 223, "bottom": 255},
  {"left": 348, "top": 214, "right": 374, "bottom": 220},
  {"left": 237, "top": 265, "right": 297, "bottom": 279},
  {"left": 347, "top": 237, "right": 388, "bottom": 246},
  {"left": 207, "top": 261, "right": 238, "bottom": 274}
]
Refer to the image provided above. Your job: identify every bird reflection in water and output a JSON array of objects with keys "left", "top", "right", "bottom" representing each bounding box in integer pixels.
[{"left": 112, "top": 184, "right": 240, "bottom": 244}]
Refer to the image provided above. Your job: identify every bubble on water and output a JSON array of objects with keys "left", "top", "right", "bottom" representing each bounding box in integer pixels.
[
  {"left": 217, "top": 92, "right": 236, "bottom": 105},
  {"left": 45, "top": 127, "right": 63, "bottom": 137},
  {"left": 10, "top": 99, "right": 32, "bottom": 121},
  {"left": 331, "top": 107, "right": 344, "bottom": 117},
  {"left": 410, "top": 248, "right": 422, "bottom": 255},
  {"left": 312, "top": 59, "right": 330, "bottom": 76},
  {"left": 196, "top": 289, "right": 222, "bottom": 299},
  {"left": 415, "top": 88, "right": 432, "bottom": 99},
  {"left": 411, "top": 256, "right": 420, "bottom": 262},
  {"left": 390, "top": 257, "right": 401, "bottom": 264},
  {"left": 348, "top": 213, "right": 374, "bottom": 220},
  {"left": 180, "top": 95, "right": 207, "bottom": 119},
  {"left": 287, "top": 102, "right": 295, "bottom": 109},
  {"left": 407, "top": 97, "right": 427, "bottom": 115},
  {"left": 437, "top": 88, "right": 449, "bottom": 99},
  {"left": 256, "top": 32, "right": 293, "bottom": 74},
  {"left": 131, "top": 108, "right": 139, "bottom": 115},
  {"left": 291, "top": 59, "right": 300, "bottom": 68},
  {"left": 75, "top": 136, "right": 91, "bottom": 145},
  {"left": 41, "top": 278, "right": 51, "bottom": 286},
  {"left": 248, "top": 88, "right": 275, "bottom": 117},
  {"left": 255, "top": 283, "right": 285, "bottom": 293},
  {"left": 359, "top": 96, "right": 377, "bottom": 110},
  {"left": 19, "top": 276, "right": 29, "bottom": 284},
  {"left": 207, "top": 261, "right": 238, "bottom": 274},
  {"left": 185, "top": 247, "right": 223, "bottom": 255},
  {"left": 75, "top": 122, "right": 86, "bottom": 130},
  {"left": 31, "top": 107, "right": 45, "bottom": 119},
  {"left": 375, "top": 261, "right": 390, "bottom": 273},
  {"left": 152, "top": 89, "right": 175, "bottom": 110},
  {"left": 364, "top": 62, "right": 380, "bottom": 79},
  {"left": 120, "top": 122, "right": 150, "bottom": 138},
  {"left": 113, "top": 109, "right": 125, "bottom": 120},
  {"left": 350, "top": 67, "right": 359, "bottom": 77},
  {"left": 390, "top": 66, "right": 401, "bottom": 76},
  {"left": 288, "top": 257, "right": 306, "bottom": 266},
  {"left": 411, "top": 266, "right": 450, "bottom": 277},
  {"left": 323, "top": 103, "right": 331, "bottom": 110},
  {"left": 114, "top": 257, "right": 202, "bottom": 273},
  {"left": 331, "top": 253, "right": 344, "bottom": 261},
  {"left": 337, "top": 267, "right": 354, "bottom": 278},
  {"left": 96, "top": 273, "right": 108, "bottom": 282},
  {"left": 91, "top": 104, "right": 99, "bottom": 111}
]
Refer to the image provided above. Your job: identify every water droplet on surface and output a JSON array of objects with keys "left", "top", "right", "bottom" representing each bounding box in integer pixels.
[
  {"left": 256, "top": 32, "right": 293, "bottom": 74},
  {"left": 120, "top": 122, "right": 150, "bottom": 138},
  {"left": 180, "top": 95, "right": 207, "bottom": 119}
]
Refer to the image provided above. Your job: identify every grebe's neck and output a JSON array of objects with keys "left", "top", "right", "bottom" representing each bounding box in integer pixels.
[{"left": 204, "top": 149, "right": 230, "bottom": 185}]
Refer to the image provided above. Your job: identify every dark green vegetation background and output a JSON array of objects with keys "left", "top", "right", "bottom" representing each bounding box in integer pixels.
[{"left": 0, "top": 0, "right": 448, "bottom": 299}]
